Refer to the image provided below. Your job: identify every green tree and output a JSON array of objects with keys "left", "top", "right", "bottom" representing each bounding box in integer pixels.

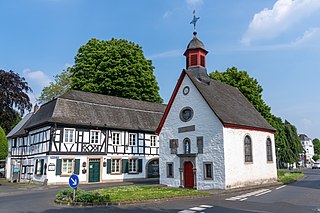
[
  {"left": 313, "top": 138, "right": 320, "bottom": 155},
  {"left": 70, "top": 38, "right": 163, "bottom": 103},
  {"left": 312, "top": 154, "right": 320, "bottom": 162},
  {"left": 283, "top": 120, "right": 303, "bottom": 164},
  {"left": 0, "top": 127, "right": 8, "bottom": 160},
  {"left": 38, "top": 68, "right": 72, "bottom": 104},
  {"left": 0, "top": 70, "right": 32, "bottom": 134}
]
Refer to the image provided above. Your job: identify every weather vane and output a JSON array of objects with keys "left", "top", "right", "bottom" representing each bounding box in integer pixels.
[{"left": 190, "top": 10, "right": 200, "bottom": 32}]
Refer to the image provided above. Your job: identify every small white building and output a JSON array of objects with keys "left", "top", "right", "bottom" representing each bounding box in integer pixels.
[
  {"left": 6, "top": 90, "right": 165, "bottom": 185},
  {"left": 299, "top": 134, "right": 314, "bottom": 167},
  {"left": 157, "top": 32, "right": 277, "bottom": 190}
]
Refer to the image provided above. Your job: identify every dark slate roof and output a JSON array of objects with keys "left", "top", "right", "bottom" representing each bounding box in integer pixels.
[
  {"left": 23, "top": 90, "right": 166, "bottom": 133},
  {"left": 185, "top": 67, "right": 275, "bottom": 131},
  {"left": 7, "top": 113, "right": 33, "bottom": 138},
  {"left": 186, "top": 33, "right": 205, "bottom": 50},
  {"left": 299, "top": 134, "right": 310, "bottom": 140}
]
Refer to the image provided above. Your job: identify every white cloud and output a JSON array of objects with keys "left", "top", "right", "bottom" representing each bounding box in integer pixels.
[
  {"left": 186, "top": 0, "right": 203, "bottom": 6},
  {"left": 23, "top": 69, "right": 51, "bottom": 87},
  {"left": 148, "top": 49, "right": 182, "bottom": 60},
  {"left": 294, "top": 27, "right": 320, "bottom": 45},
  {"left": 242, "top": 0, "right": 320, "bottom": 45}
]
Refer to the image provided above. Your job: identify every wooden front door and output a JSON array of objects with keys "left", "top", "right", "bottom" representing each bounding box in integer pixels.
[
  {"left": 89, "top": 159, "right": 100, "bottom": 182},
  {"left": 184, "top": 161, "right": 194, "bottom": 188}
]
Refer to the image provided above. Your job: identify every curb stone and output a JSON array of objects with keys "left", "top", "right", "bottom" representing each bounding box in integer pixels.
[{"left": 54, "top": 194, "right": 210, "bottom": 207}]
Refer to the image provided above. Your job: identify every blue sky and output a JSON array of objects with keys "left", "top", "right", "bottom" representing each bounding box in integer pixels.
[{"left": 1, "top": 0, "right": 319, "bottom": 139}]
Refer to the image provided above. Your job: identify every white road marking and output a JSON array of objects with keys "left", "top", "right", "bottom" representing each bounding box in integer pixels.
[
  {"left": 200, "top": 204, "right": 213, "bottom": 208},
  {"left": 178, "top": 210, "right": 196, "bottom": 213},
  {"left": 276, "top": 185, "right": 286, "bottom": 190},
  {"left": 189, "top": 207, "right": 206, "bottom": 211},
  {"left": 225, "top": 197, "right": 241, "bottom": 201},
  {"left": 226, "top": 189, "right": 272, "bottom": 201},
  {"left": 255, "top": 190, "right": 271, "bottom": 197}
]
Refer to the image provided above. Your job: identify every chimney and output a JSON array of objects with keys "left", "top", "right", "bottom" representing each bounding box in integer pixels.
[{"left": 34, "top": 104, "right": 39, "bottom": 113}]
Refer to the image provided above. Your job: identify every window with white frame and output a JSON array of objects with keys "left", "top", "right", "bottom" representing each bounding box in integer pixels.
[
  {"left": 64, "top": 128, "right": 75, "bottom": 143},
  {"left": 129, "top": 133, "right": 136, "bottom": 146},
  {"left": 36, "top": 160, "right": 42, "bottom": 175},
  {"left": 111, "top": 159, "right": 121, "bottom": 173},
  {"left": 112, "top": 132, "right": 121, "bottom": 145},
  {"left": 150, "top": 136, "right": 157, "bottom": 147},
  {"left": 129, "top": 159, "right": 138, "bottom": 173},
  {"left": 90, "top": 130, "right": 100, "bottom": 144},
  {"left": 62, "top": 159, "right": 73, "bottom": 175}
]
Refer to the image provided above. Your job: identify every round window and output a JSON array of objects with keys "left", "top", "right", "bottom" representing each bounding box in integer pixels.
[
  {"left": 183, "top": 86, "right": 190, "bottom": 95},
  {"left": 180, "top": 107, "right": 193, "bottom": 122}
]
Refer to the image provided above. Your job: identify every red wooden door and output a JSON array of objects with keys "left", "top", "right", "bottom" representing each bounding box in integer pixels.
[{"left": 184, "top": 161, "right": 194, "bottom": 188}]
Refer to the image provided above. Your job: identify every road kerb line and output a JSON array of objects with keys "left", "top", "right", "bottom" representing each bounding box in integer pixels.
[
  {"left": 255, "top": 190, "right": 271, "bottom": 197},
  {"left": 240, "top": 198, "right": 247, "bottom": 201},
  {"left": 275, "top": 185, "right": 286, "bottom": 190}
]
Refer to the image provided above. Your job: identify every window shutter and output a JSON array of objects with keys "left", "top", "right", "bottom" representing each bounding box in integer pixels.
[
  {"left": 40, "top": 159, "right": 44, "bottom": 175},
  {"left": 122, "top": 159, "right": 128, "bottom": 173},
  {"left": 106, "top": 159, "right": 111, "bottom": 174},
  {"left": 138, "top": 159, "right": 143, "bottom": 173},
  {"left": 74, "top": 159, "right": 80, "bottom": 175},
  {"left": 55, "top": 159, "right": 62, "bottom": 175},
  {"left": 34, "top": 159, "right": 38, "bottom": 175}
]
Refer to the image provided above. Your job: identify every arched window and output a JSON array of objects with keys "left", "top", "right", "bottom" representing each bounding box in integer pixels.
[
  {"left": 266, "top": 138, "right": 273, "bottom": 162},
  {"left": 184, "top": 138, "right": 191, "bottom": 154},
  {"left": 244, "top": 135, "right": 253, "bottom": 162}
]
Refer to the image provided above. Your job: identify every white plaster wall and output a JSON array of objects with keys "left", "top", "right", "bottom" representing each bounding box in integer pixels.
[
  {"left": 159, "top": 74, "right": 225, "bottom": 189},
  {"left": 46, "top": 155, "right": 89, "bottom": 185},
  {"left": 223, "top": 128, "right": 277, "bottom": 189}
]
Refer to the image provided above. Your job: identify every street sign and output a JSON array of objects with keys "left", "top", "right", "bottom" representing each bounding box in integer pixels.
[{"left": 68, "top": 174, "right": 79, "bottom": 189}]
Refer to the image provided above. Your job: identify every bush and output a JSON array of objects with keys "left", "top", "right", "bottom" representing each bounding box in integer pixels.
[
  {"left": 56, "top": 188, "right": 110, "bottom": 203},
  {"left": 55, "top": 188, "right": 74, "bottom": 202}
]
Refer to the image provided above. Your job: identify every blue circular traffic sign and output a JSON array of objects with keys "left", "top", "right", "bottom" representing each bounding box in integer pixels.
[{"left": 69, "top": 174, "right": 79, "bottom": 189}]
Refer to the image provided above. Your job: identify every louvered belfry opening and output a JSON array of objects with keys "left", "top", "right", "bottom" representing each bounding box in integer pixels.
[{"left": 184, "top": 32, "right": 208, "bottom": 69}]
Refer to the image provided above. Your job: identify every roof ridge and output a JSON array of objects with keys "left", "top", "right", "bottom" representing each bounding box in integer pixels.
[
  {"left": 59, "top": 90, "right": 166, "bottom": 108},
  {"left": 56, "top": 98, "right": 164, "bottom": 114}
]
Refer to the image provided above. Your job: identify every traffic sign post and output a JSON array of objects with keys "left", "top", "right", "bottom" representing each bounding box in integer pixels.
[{"left": 69, "top": 174, "right": 79, "bottom": 201}]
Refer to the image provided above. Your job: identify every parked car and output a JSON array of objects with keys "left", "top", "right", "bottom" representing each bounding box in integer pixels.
[
  {"left": 0, "top": 168, "right": 5, "bottom": 178},
  {"left": 312, "top": 163, "right": 320, "bottom": 169}
]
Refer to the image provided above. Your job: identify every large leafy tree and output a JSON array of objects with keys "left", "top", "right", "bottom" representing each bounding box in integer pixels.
[
  {"left": 313, "top": 138, "right": 320, "bottom": 155},
  {"left": 0, "top": 127, "right": 8, "bottom": 160},
  {"left": 283, "top": 120, "right": 303, "bottom": 163},
  {"left": 0, "top": 70, "right": 32, "bottom": 133},
  {"left": 71, "top": 38, "right": 163, "bottom": 103},
  {"left": 38, "top": 67, "right": 72, "bottom": 104},
  {"left": 209, "top": 67, "right": 301, "bottom": 167}
]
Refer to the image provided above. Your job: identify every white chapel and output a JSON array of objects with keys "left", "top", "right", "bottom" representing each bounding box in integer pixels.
[{"left": 156, "top": 29, "right": 277, "bottom": 190}]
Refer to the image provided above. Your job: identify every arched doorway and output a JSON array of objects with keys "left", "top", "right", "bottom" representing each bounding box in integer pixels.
[
  {"left": 147, "top": 159, "right": 159, "bottom": 178},
  {"left": 184, "top": 161, "right": 194, "bottom": 188}
]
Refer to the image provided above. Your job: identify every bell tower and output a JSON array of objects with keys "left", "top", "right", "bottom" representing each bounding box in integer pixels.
[{"left": 184, "top": 10, "right": 208, "bottom": 69}]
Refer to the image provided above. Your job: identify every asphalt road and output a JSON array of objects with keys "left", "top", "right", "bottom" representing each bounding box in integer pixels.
[{"left": 1, "top": 169, "right": 320, "bottom": 213}]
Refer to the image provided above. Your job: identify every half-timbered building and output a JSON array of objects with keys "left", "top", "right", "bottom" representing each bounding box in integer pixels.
[{"left": 6, "top": 90, "right": 165, "bottom": 185}]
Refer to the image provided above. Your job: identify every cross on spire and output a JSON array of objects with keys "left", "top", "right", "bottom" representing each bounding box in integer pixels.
[{"left": 190, "top": 10, "right": 200, "bottom": 32}]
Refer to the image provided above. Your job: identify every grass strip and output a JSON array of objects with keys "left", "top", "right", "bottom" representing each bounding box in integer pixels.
[{"left": 277, "top": 170, "right": 304, "bottom": 184}]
